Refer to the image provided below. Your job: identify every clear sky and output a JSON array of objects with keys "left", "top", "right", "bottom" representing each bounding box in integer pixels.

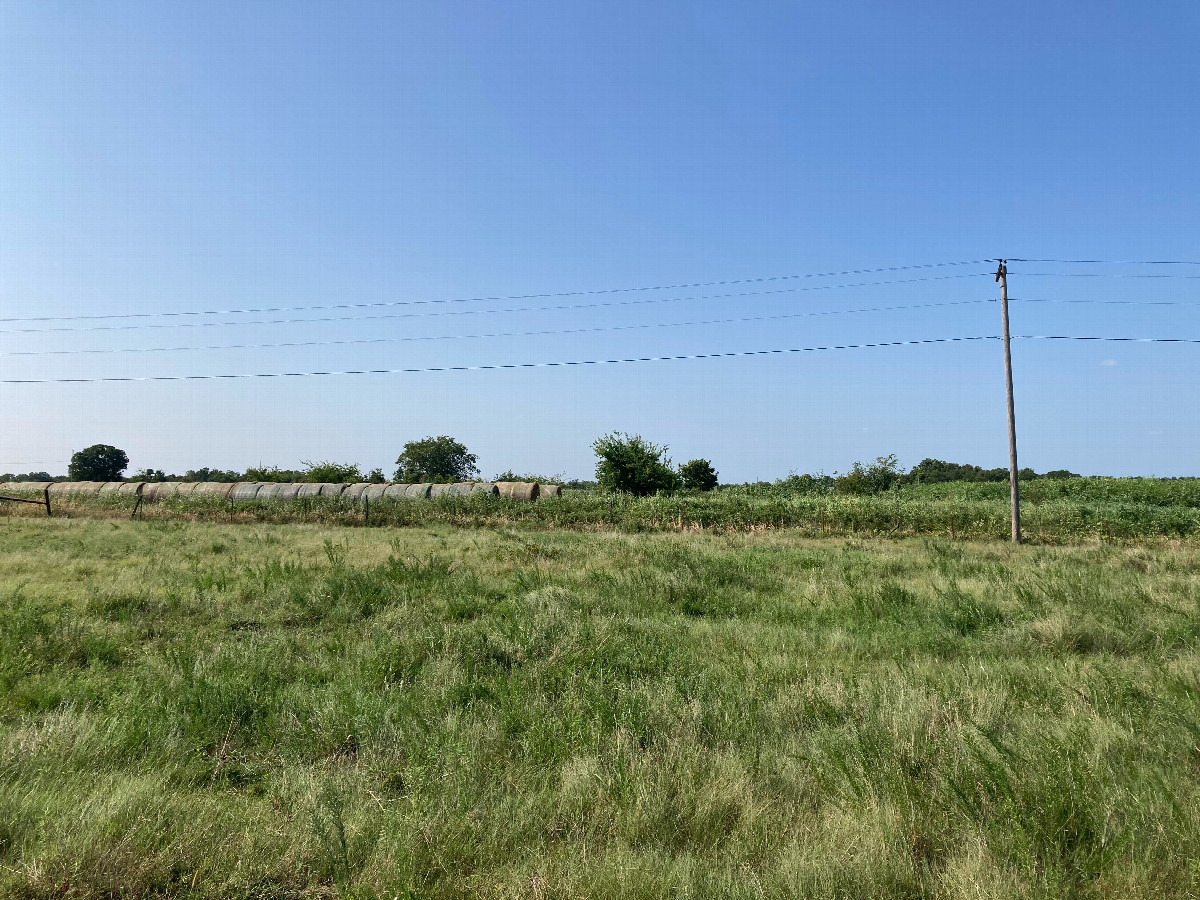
[{"left": 2, "top": 1, "right": 1198, "bottom": 481}]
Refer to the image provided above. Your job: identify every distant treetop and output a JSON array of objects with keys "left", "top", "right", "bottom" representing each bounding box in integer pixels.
[
  {"left": 395, "top": 436, "right": 479, "bottom": 484},
  {"left": 68, "top": 444, "right": 129, "bottom": 482}
]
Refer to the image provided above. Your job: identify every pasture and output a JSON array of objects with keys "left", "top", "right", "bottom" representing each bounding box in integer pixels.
[
  {"left": 4, "top": 476, "right": 1200, "bottom": 540},
  {"left": 1, "top": 517, "right": 1198, "bottom": 898}
]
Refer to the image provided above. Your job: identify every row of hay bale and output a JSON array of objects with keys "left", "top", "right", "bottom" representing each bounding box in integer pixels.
[{"left": 1, "top": 481, "right": 559, "bottom": 502}]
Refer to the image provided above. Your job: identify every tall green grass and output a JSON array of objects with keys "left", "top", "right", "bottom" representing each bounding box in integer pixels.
[
  {"left": 1, "top": 519, "right": 1199, "bottom": 897},
  {"left": 9, "top": 477, "right": 1200, "bottom": 540}
]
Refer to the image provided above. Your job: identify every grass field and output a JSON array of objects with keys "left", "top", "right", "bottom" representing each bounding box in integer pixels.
[
  {"left": 2, "top": 518, "right": 1199, "bottom": 898},
  {"left": 6, "top": 476, "right": 1200, "bottom": 540}
]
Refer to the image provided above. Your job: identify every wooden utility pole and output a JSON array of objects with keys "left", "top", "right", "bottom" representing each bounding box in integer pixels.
[{"left": 996, "top": 259, "right": 1021, "bottom": 543}]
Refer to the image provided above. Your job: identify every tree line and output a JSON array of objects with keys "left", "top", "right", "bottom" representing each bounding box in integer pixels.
[{"left": 4, "top": 438, "right": 1084, "bottom": 497}]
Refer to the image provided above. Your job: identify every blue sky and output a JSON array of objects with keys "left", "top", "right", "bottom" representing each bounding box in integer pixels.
[{"left": 2, "top": 1, "right": 1198, "bottom": 480}]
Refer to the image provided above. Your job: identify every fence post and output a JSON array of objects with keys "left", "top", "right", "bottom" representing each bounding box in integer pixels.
[
  {"left": 131, "top": 483, "right": 144, "bottom": 519},
  {"left": 44, "top": 487, "right": 51, "bottom": 517}
]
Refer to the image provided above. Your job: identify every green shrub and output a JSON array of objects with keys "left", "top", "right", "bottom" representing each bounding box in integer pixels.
[
  {"left": 67, "top": 444, "right": 129, "bottom": 482},
  {"left": 394, "top": 436, "right": 479, "bottom": 484},
  {"left": 182, "top": 467, "right": 242, "bottom": 483},
  {"left": 493, "top": 471, "right": 565, "bottom": 485},
  {"left": 679, "top": 459, "right": 718, "bottom": 492},
  {"left": 834, "top": 455, "right": 902, "bottom": 495},
  {"left": 593, "top": 432, "right": 681, "bottom": 496},
  {"left": 243, "top": 466, "right": 305, "bottom": 482},
  {"left": 302, "top": 461, "right": 364, "bottom": 483}
]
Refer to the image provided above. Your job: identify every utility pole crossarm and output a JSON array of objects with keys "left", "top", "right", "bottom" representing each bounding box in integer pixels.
[{"left": 997, "top": 259, "right": 1021, "bottom": 543}]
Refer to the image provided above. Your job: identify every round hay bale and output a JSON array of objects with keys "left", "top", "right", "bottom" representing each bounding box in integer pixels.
[
  {"left": 318, "top": 483, "right": 348, "bottom": 499},
  {"left": 145, "top": 483, "right": 178, "bottom": 502},
  {"left": 539, "top": 484, "right": 562, "bottom": 498},
  {"left": 272, "top": 483, "right": 303, "bottom": 501},
  {"left": 97, "top": 482, "right": 122, "bottom": 495},
  {"left": 406, "top": 483, "right": 433, "bottom": 498},
  {"left": 56, "top": 481, "right": 103, "bottom": 496},
  {"left": 116, "top": 482, "right": 145, "bottom": 496},
  {"left": 16, "top": 482, "right": 54, "bottom": 495},
  {"left": 341, "top": 483, "right": 369, "bottom": 502},
  {"left": 296, "top": 483, "right": 324, "bottom": 499},
  {"left": 47, "top": 482, "right": 77, "bottom": 496},
  {"left": 470, "top": 482, "right": 500, "bottom": 496},
  {"left": 254, "top": 483, "right": 287, "bottom": 501},
  {"left": 363, "top": 483, "right": 389, "bottom": 502},
  {"left": 429, "top": 483, "right": 458, "bottom": 497},
  {"left": 496, "top": 481, "right": 539, "bottom": 502},
  {"left": 383, "top": 483, "right": 422, "bottom": 499},
  {"left": 192, "top": 482, "right": 235, "bottom": 499},
  {"left": 230, "top": 482, "right": 265, "bottom": 502},
  {"left": 174, "top": 482, "right": 200, "bottom": 497}
]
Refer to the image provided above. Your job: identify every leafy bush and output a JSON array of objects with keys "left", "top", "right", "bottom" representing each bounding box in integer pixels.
[
  {"left": 907, "top": 458, "right": 1010, "bottom": 484},
  {"left": 395, "top": 436, "right": 479, "bottom": 484},
  {"left": 183, "top": 467, "right": 242, "bottom": 483},
  {"left": 67, "top": 444, "right": 129, "bottom": 482},
  {"left": 492, "top": 471, "right": 565, "bottom": 485},
  {"left": 133, "top": 468, "right": 172, "bottom": 482},
  {"left": 593, "top": 432, "right": 681, "bottom": 496},
  {"left": 679, "top": 459, "right": 719, "bottom": 492},
  {"left": 774, "top": 473, "right": 834, "bottom": 495},
  {"left": 243, "top": 466, "right": 305, "bottom": 482},
  {"left": 907, "top": 458, "right": 1079, "bottom": 484},
  {"left": 834, "top": 455, "right": 902, "bottom": 495},
  {"left": 302, "top": 461, "right": 363, "bottom": 484}
]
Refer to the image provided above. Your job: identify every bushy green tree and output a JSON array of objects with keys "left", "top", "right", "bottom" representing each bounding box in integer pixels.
[
  {"left": 243, "top": 466, "right": 305, "bottom": 482},
  {"left": 133, "top": 468, "right": 171, "bottom": 482},
  {"left": 834, "top": 454, "right": 902, "bottom": 495},
  {"left": 394, "top": 436, "right": 479, "bottom": 483},
  {"left": 183, "top": 467, "right": 242, "bottom": 482},
  {"left": 492, "top": 470, "right": 565, "bottom": 485},
  {"left": 68, "top": 444, "right": 129, "bottom": 482},
  {"left": 678, "top": 459, "right": 719, "bottom": 492},
  {"left": 906, "top": 458, "right": 1079, "bottom": 484},
  {"left": 302, "top": 460, "right": 363, "bottom": 483},
  {"left": 593, "top": 432, "right": 680, "bottom": 496}
]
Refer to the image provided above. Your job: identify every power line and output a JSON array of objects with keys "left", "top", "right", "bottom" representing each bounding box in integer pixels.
[
  {"left": 1011, "top": 272, "right": 1200, "bottom": 280},
  {"left": 0, "top": 260, "right": 995, "bottom": 323},
  {"left": 1014, "top": 297, "right": 1200, "bottom": 307},
  {"left": 0, "top": 273, "right": 990, "bottom": 335},
  {"left": 1015, "top": 335, "right": 1200, "bottom": 344},
  {"left": 0, "top": 299, "right": 993, "bottom": 358},
  {"left": 2, "top": 334, "right": 1191, "bottom": 386},
  {"left": 1009, "top": 258, "right": 1200, "bottom": 266},
  {"left": 0, "top": 336, "right": 1004, "bottom": 383}
]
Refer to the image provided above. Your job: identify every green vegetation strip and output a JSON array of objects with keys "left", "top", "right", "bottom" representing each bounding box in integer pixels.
[
  {"left": 6, "top": 477, "right": 1200, "bottom": 540},
  {"left": 1, "top": 519, "right": 1199, "bottom": 897}
]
